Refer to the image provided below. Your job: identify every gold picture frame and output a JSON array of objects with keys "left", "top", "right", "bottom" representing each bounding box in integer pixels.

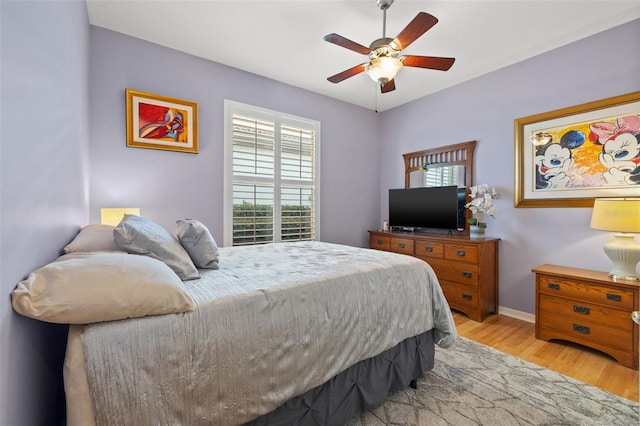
[
  {"left": 514, "top": 91, "right": 640, "bottom": 207},
  {"left": 126, "top": 89, "right": 198, "bottom": 153}
]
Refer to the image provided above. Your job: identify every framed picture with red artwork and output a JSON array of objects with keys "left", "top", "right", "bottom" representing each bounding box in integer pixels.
[{"left": 126, "top": 89, "right": 198, "bottom": 153}]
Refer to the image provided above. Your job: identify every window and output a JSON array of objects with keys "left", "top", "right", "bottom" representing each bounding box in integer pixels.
[
  {"left": 424, "top": 166, "right": 457, "bottom": 187},
  {"left": 224, "top": 101, "right": 320, "bottom": 246}
]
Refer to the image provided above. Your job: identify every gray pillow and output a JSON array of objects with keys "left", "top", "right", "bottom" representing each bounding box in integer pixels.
[
  {"left": 114, "top": 215, "right": 200, "bottom": 280},
  {"left": 176, "top": 218, "right": 219, "bottom": 269}
]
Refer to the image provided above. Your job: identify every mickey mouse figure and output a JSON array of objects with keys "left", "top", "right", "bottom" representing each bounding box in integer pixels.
[
  {"left": 589, "top": 115, "right": 640, "bottom": 185},
  {"left": 534, "top": 130, "right": 585, "bottom": 189}
]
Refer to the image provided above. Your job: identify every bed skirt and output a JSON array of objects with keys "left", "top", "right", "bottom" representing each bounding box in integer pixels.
[{"left": 247, "top": 329, "right": 436, "bottom": 425}]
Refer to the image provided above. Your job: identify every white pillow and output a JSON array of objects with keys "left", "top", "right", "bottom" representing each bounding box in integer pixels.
[
  {"left": 176, "top": 219, "right": 219, "bottom": 269},
  {"left": 11, "top": 252, "right": 195, "bottom": 324},
  {"left": 64, "top": 224, "right": 123, "bottom": 253},
  {"left": 114, "top": 215, "right": 200, "bottom": 280}
]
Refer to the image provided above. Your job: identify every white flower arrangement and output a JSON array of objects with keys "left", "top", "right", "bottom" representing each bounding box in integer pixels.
[{"left": 465, "top": 184, "right": 497, "bottom": 228}]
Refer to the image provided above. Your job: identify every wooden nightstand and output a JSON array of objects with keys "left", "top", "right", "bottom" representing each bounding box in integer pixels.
[{"left": 533, "top": 264, "right": 639, "bottom": 369}]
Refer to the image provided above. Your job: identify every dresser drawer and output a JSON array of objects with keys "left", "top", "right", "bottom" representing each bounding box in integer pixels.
[
  {"left": 538, "top": 275, "right": 634, "bottom": 310},
  {"left": 389, "top": 237, "right": 414, "bottom": 255},
  {"left": 429, "top": 258, "right": 479, "bottom": 286},
  {"left": 369, "top": 234, "right": 390, "bottom": 251},
  {"left": 538, "top": 311, "right": 633, "bottom": 352},
  {"left": 415, "top": 240, "right": 444, "bottom": 259},
  {"left": 444, "top": 243, "right": 478, "bottom": 264},
  {"left": 538, "top": 293, "right": 633, "bottom": 332},
  {"left": 441, "top": 280, "right": 479, "bottom": 309}
]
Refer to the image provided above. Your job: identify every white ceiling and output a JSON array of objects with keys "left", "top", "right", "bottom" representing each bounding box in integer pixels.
[{"left": 86, "top": 0, "right": 640, "bottom": 112}]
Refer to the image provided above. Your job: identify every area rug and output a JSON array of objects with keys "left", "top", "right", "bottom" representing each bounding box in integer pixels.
[{"left": 348, "top": 337, "right": 639, "bottom": 426}]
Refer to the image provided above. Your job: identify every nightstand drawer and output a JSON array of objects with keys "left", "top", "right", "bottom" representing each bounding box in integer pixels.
[
  {"left": 538, "top": 311, "right": 633, "bottom": 352},
  {"left": 538, "top": 294, "right": 633, "bottom": 332},
  {"left": 389, "top": 238, "right": 414, "bottom": 255},
  {"left": 369, "top": 235, "right": 390, "bottom": 251},
  {"left": 429, "top": 258, "right": 479, "bottom": 285},
  {"left": 538, "top": 275, "right": 634, "bottom": 310},
  {"left": 444, "top": 243, "right": 478, "bottom": 263},
  {"left": 415, "top": 241, "right": 444, "bottom": 259}
]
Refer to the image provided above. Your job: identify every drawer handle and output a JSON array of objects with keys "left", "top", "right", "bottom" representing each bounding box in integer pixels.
[
  {"left": 425, "top": 246, "right": 433, "bottom": 252},
  {"left": 573, "top": 305, "right": 590, "bottom": 315},
  {"left": 547, "top": 283, "right": 560, "bottom": 290},
  {"left": 398, "top": 243, "right": 405, "bottom": 249},
  {"left": 462, "top": 293, "right": 473, "bottom": 300},
  {"left": 606, "top": 293, "right": 622, "bottom": 302},
  {"left": 572, "top": 324, "right": 590, "bottom": 334},
  {"left": 376, "top": 240, "right": 384, "bottom": 245},
  {"left": 456, "top": 249, "right": 466, "bottom": 257},
  {"left": 462, "top": 271, "right": 473, "bottom": 279}
]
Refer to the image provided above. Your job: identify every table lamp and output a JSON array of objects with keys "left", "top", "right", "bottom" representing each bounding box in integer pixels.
[
  {"left": 101, "top": 208, "right": 140, "bottom": 226},
  {"left": 590, "top": 198, "right": 640, "bottom": 281}
]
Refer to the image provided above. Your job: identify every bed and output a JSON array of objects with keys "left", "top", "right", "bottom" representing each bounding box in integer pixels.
[{"left": 12, "top": 219, "right": 456, "bottom": 425}]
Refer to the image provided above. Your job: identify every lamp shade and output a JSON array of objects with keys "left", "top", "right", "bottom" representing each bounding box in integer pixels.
[
  {"left": 101, "top": 208, "right": 140, "bottom": 226},
  {"left": 590, "top": 198, "right": 640, "bottom": 233}
]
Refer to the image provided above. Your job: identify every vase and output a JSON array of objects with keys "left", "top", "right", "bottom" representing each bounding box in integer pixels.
[{"left": 469, "top": 224, "right": 485, "bottom": 240}]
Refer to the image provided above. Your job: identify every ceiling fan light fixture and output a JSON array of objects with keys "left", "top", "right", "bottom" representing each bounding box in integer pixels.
[
  {"left": 365, "top": 56, "right": 402, "bottom": 85},
  {"left": 324, "top": 2, "right": 453, "bottom": 94}
]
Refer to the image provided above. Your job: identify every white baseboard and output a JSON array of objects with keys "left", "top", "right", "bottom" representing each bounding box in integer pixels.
[{"left": 498, "top": 306, "right": 535, "bottom": 323}]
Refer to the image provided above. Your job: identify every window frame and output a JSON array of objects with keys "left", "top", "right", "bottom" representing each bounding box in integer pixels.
[{"left": 223, "top": 100, "right": 321, "bottom": 247}]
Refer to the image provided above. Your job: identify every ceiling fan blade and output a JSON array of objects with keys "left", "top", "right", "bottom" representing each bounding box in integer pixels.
[
  {"left": 380, "top": 79, "right": 396, "bottom": 93},
  {"left": 401, "top": 55, "right": 455, "bottom": 71},
  {"left": 393, "top": 12, "right": 438, "bottom": 50},
  {"left": 323, "top": 33, "right": 370, "bottom": 55},
  {"left": 327, "top": 63, "right": 367, "bottom": 83}
]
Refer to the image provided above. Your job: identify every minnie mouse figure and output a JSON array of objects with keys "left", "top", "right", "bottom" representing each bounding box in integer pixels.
[{"left": 589, "top": 114, "right": 640, "bottom": 185}]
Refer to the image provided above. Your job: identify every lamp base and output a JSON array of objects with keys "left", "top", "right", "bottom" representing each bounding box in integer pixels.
[{"left": 603, "top": 233, "right": 640, "bottom": 281}]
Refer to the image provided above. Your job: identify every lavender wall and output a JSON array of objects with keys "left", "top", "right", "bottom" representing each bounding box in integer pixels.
[
  {"left": 88, "top": 27, "right": 381, "bottom": 248},
  {"left": 378, "top": 19, "right": 640, "bottom": 315},
  {"left": 0, "top": 1, "right": 90, "bottom": 425}
]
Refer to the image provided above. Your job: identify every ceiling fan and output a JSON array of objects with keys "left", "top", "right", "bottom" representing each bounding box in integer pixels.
[{"left": 324, "top": 0, "right": 455, "bottom": 93}]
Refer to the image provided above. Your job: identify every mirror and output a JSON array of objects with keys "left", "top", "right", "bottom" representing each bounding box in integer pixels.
[
  {"left": 403, "top": 141, "right": 476, "bottom": 190},
  {"left": 402, "top": 141, "right": 476, "bottom": 236},
  {"left": 409, "top": 165, "right": 466, "bottom": 188}
]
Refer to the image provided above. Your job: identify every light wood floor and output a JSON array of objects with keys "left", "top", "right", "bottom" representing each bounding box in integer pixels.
[{"left": 452, "top": 311, "right": 639, "bottom": 402}]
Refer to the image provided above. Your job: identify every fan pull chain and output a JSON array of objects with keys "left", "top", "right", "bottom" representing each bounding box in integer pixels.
[{"left": 374, "top": 84, "right": 379, "bottom": 113}]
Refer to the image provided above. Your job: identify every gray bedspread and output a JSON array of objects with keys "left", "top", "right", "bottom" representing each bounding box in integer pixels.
[{"left": 66, "top": 241, "right": 456, "bottom": 425}]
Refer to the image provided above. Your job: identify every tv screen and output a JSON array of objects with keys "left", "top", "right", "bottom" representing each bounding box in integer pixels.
[{"left": 389, "top": 186, "right": 465, "bottom": 231}]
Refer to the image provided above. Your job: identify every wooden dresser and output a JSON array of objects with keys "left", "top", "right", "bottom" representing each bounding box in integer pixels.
[
  {"left": 369, "top": 230, "right": 499, "bottom": 321},
  {"left": 533, "top": 264, "right": 639, "bottom": 369}
]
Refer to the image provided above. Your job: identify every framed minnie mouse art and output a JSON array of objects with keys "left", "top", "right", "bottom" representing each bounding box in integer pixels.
[{"left": 514, "top": 91, "right": 640, "bottom": 207}]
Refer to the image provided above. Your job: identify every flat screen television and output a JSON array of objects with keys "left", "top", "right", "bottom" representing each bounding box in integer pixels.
[{"left": 389, "top": 186, "right": 466, "bottom": 231}]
